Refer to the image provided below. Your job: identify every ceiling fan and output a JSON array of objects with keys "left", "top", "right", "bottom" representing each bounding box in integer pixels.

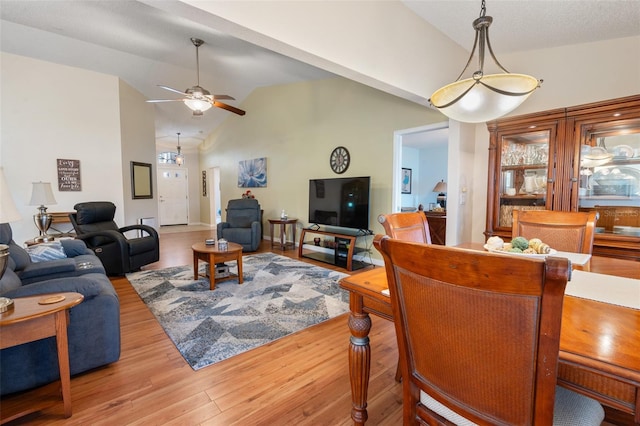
[{"left": 147, "top": 38, "right": 246, "bottom": 116}]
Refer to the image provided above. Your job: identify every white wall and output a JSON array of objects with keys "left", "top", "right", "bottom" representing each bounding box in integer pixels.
[
  {"left": 119, "top": 80, "right": 159, "bottom": 228},
  {"left": 1, "top": 52, "right": 157, "bottom": 244}
]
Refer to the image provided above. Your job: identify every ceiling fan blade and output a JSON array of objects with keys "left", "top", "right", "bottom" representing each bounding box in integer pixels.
[
  {"left": 158, "top": 85, "right": 187, "bottom": 96},
  {"left": 213, "top": 95, "right": 235, "bottom": 101},
  {"left": 146, "top": 99, "right": 185, "bottom": 103},
  {"left": 214, "top": 101, "right": 246, "bottom": 116}
]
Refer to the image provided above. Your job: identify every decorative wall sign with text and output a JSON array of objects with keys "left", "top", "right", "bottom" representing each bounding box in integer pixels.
[{"left": 57, "top": 159, "right": 81, "bottom": 191}]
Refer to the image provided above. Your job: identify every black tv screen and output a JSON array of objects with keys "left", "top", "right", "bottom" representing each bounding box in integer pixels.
[{"left": 308, "top": 177, "right": 371, "bottom": 230}]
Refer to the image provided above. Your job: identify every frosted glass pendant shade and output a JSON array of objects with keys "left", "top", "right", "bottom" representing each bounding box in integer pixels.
[
  {"left": 430, "top": 73, "right": 540, "bottom": 123},
  {"left": 184, "top": 98, "right": 213, "bottom": 112}
]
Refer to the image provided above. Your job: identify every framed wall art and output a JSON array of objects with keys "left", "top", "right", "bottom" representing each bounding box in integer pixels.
[
  {"left": 202, "top": 170, "right": 207, "bottom": 196},
  {"left": 238, "top": 157, "right": 267, "bottom": 188},
  {"left": 401, "top": 168, "right": 412, "bottom": 194},
  {"left": 131, "top": 161, "right": 153, "bottom": 199}
]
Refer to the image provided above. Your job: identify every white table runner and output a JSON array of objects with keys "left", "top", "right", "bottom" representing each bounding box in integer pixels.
[
  {"left": 567, "top": 270, "right": 640, "bottom": 310},
  {"left": 554, "top": 251, "right": 591, "bottom": 267}
]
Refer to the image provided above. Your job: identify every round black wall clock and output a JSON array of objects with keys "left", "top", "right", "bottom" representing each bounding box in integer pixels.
[{"left": 330, "top": 146, "right": 350, "bottom": 174}]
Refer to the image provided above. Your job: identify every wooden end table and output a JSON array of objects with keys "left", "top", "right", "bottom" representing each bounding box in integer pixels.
[
  {"left": 0, "top": 292, "right": 84, "bottom": 422},
  {"left": 192, "top": 241, "right": 243, "bottom": 290},
  {"left": 268, "top": 218, "right": 297, "bottom": 250}
]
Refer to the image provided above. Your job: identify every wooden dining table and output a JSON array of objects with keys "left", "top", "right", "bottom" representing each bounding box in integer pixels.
[{"left": 339, "top": 244, "right": 640, "bottom": 425}]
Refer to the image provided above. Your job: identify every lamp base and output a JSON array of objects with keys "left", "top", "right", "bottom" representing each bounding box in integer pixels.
[
  {"left": 437, "top": 193, "right": 447, "bottom": 209},
  {"left": 33, "top": 213, "right": 53, "bottom": 243},
  {"left": 34, "top": 235, "right": 55, "bottom": 243}
]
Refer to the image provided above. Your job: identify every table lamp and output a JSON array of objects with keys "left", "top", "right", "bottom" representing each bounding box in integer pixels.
[
  {"left": 29, "top": 181, "right": 57, "bottom": 242},
  {"left": 1, "top": 168, "right": 21, "bottom": 312},
  {"left": 433, "top": 180, "right": 447, "bottom": 209}
]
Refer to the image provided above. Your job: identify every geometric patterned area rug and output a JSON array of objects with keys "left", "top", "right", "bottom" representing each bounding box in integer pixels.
[{"left": 126, "top": 253, "right": 349, "bottom": 370}]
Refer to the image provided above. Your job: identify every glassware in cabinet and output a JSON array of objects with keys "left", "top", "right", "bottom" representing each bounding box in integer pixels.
[{"left": 496, "top": 130, "right": 550, "bottom": 228}]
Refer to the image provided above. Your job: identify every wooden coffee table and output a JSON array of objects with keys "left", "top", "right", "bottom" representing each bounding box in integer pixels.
[
  {"left": 192, "top": 241, "right": 243, "bottom": 290},
  {"left": 0, "top": 292, "right": 84, "bottom": 422}
]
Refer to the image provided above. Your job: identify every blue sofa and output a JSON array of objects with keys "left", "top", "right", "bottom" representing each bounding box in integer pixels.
[{"left": 0, "top": 223, "right": 121, "bottom": 396}]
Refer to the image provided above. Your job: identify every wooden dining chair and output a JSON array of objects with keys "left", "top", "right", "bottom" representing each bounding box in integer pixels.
[
  {"left": 512, "top": 210, "right": 598, "bottom": 254},
  {"left": 377, "top": 211, "right": 432, "bottom": 381},
  {"left": 374, "top": 235, "right": 605, "bottom": 426},
  {"left": 377, "top": 212, "right": 432, "bottom": 244},
  {"left": 512, "top": 210, "right": 598, "bottom": 271}
]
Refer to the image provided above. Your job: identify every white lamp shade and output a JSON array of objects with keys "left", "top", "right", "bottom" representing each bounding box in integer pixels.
[
  {"left": 0, "top": 168, "right": 21, "bottom": 223},
  {"left": 430, "top": 74, "right": 540, "bottom": 123},
  {"left": 29, "top": 182, "right": 57, "bottom": 206}
]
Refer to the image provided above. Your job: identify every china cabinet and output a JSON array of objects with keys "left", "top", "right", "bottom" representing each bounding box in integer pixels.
[{"left": 486, "top": 94, "right": 640, "bottom": 261}]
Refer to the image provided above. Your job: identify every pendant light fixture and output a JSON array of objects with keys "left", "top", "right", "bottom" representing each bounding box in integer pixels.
[
  {"left": 175, "top": 132, "right": 184, "bottom": 166},
  {"left": 429, "top": 0, "right": 542, "bottom": 123}
]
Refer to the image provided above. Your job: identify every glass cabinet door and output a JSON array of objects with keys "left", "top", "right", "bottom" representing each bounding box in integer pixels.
[
  {"left": 497, "top": 129, "right": 551, "bottom": 228},
  {"left": 577, "top": 118, "right": 640, "bottom": 237}
]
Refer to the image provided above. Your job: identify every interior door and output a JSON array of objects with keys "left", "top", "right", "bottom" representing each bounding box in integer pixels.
[{"left": 158, "top": 167, "right": 188, "bottom": 225}]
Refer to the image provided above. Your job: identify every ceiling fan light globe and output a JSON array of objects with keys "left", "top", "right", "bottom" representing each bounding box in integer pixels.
[
  {"left": 184, "top": 98, "right": 212, "bottom": 112},
  {"left": 430, "top": 74, "right": 540, "bottom": 123}
]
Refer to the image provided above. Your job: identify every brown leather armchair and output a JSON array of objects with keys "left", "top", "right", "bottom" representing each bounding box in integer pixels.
[{"left": 70, "top": 201, "right": 159, "bottom": 275}]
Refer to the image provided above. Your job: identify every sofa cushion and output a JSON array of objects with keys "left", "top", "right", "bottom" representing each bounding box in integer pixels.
[
  {"left": 3, "top": 274, "right": 105, "bottom": 299},
  {"left": 9, "top": 244, "right": 31, "bottom": 270},
  {"left": 0, "top": 267, "right": 21, "bottom": 294},
  {"left": 26, "top": 242, "right": 67, "bottom": 262},
  {"left": 61, "top": 239, "right": 91, "bottom": 257},
  {"left": 18, "top": 258, "right": 77, "bottom": 281}
]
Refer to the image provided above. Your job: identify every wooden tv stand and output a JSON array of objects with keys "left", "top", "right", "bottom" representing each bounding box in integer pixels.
[{"left": 298, "top": 228, "right": 370, "bottom": 271}]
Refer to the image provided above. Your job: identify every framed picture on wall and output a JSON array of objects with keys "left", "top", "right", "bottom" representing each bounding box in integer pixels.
[
  {"left": 238, "top": 157, "right": 267, "bottom": 188},
  {"left": 401, "top": 168, "right": 412, "bottom": 194},
  {"left": 131, "top": 161, "right": 153, "bottom": 199}
]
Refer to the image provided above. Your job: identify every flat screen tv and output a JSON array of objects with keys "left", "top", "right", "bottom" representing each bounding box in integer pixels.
[{"left": 308, "top": 176, "right": 371, "bottom": 230}]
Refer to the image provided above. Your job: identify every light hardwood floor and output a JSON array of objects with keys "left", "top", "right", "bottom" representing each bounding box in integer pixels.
[
  {"left": 1, "top": 230, "right": 626, "bottom": 425},
  {"left": 2, "top": 231, "right": 403, "bottom": 425}
]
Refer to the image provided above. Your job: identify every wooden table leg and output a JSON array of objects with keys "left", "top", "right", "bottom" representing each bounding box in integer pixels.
[
  {"left": 209, "top": 254, "right": 217, "bottom": 290},
  {"left": 347, "top": 295, "right": 371, "bottom": 425},
  {"left": 54, "top": 310, "right": 72, "bottom": 418},
  {"left": 270, "top": 222, "right": 275, "bottom": 249},
  {"left": 193, "top": 250, "right": 199, "bottom": 280},
  {"left": 237, "top": 253, "right": 244, "bottom": 284}
]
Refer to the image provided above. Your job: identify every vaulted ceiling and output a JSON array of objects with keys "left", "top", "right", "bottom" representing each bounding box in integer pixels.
[{"left": 2, "top": 1, "right": 639, "bottom": 147}]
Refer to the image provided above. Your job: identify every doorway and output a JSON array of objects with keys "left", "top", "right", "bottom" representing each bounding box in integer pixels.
[
  {"left": 208, "top": 167, "right": 222, "bottom": 225},
  {"left": 392, "top": 123, "right": 449, "bottom": 213},
  {"left": 158, "top": 167, "right": 189, "bottom": 225}
]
